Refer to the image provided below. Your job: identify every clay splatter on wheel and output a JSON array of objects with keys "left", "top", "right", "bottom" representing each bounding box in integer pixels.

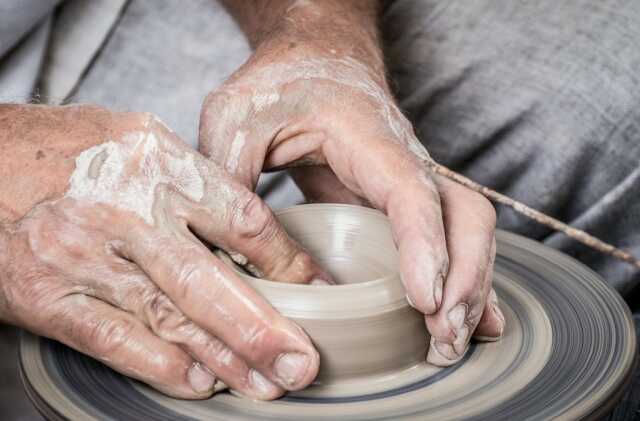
[{"left": 20, "top": 205, "right": 636, "bottom": 420}]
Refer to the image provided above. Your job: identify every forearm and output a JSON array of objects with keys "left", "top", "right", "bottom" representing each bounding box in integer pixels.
[
  {"left": 220, "top": 0, "right": 385, "bottom": 76},
  {"left": 0, "top": 104, "right": 116, "bottom": 223}
]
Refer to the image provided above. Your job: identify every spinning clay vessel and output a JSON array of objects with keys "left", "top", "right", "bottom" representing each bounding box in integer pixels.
[{"left": 218, "top": 204, "right": 430, "bottom": 394}]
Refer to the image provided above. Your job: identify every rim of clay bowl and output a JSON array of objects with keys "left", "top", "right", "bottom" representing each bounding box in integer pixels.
[{"left": 217, "top": 204, "right": 410, "bottom": 319}]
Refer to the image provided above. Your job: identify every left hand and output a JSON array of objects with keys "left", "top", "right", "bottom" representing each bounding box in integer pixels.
[
  {"left": 0, "top": 105, "right": 327, "bottom": 400},
  {"left": 199, "top": 38, "right": 505, "bottom": 366}
]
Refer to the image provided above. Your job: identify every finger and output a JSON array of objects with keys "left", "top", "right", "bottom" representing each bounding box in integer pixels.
[
  {"left": 89, "top": 260, "right": 284, "bottom": 400},
  {"left": 48, "top": 294, "right": 216, "bottom": 399},
  {"left": 146, "top": 303, "right": 285, "bottom": 400},
  {"left": 173, "top": 175, "right": 333, "bottom": 285},
  {"left": 425, "top": 177, "right": 499, "bottom": 366},
  {"left": 289, "top": 166, "right": 368, "bottom": 205},
  {"left": 121, "top": 225, "right": 320, "bottom": 392},
  {"left": 342, "top": 138, "right": 450, "bottom": 315},
  {"left": 154, "top": 117, "right": 332, "bottom": 286},
  {"left": 474, "top": 287, "right": 506, "bottom": 341}
]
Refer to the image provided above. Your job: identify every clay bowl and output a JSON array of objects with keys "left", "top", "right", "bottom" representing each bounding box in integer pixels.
[{"left": 218, "top": 204, "right": 429, "bottom": 394}]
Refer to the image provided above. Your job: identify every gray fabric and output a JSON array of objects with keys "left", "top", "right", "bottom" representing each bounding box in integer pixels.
[
  {"left": 40, "top": 0, "right": 128, "bottom": 104},
  {"left": 0, "top": 0, "right": 58, "bottom": 103},
  {"left": 0, "top": 17, "right": 51, "bottom": 103},
  {"left": 0, "top": 0, "right": 58, "bottom": 59}
]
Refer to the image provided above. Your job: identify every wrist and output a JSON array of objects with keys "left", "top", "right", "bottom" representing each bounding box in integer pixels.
[{"left": 238, "top": 1, "right": 386, "bottom": 84}]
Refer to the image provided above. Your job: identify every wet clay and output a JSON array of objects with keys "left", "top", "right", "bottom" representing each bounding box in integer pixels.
[{"left": 217, "top": 204, "right": 430, "bottom": 390}]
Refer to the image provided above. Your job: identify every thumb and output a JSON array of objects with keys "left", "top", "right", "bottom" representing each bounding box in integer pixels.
[{"left": 167, "top": 155, "right": 333, "bottom": 284}]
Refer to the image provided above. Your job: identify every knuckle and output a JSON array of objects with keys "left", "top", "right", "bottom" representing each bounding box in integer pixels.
[
  {"left": 143, "top": 291, "right": 191, "bottom": 341},
  {"left": 230, "top": 192, "right": 277, "bottom": 242},
  {"left": 142, "top": 242, "right": 210, "bottom": 303},
  {"left": 145, "top": 289, "right": 172, "bottom": 317},
  {"left": 86, "top": 316, "right": 137, "bottom": 357},
  {"left": 200, "top": 335, "right": 236, "bottom": 366},
  {"left": 22, "top": 205, "right": 97, "bottom": 271}
]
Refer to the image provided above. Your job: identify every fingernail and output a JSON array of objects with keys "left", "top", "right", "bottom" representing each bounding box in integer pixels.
[
  {"left": 448, "top": 304, "right": 470, "bottom": 355},
  {"left": 188, "top": 362, "right": 216, "bottom": 394},
  {"left": 229, "top": 252, "right": 248, "bottom": 266},
  {"left": 274, "top": 352, "right": 310, "bottom": 388},
  {"left": 448, "top": 303, "right": 468, "bottom": 330},
  {"left": 246, "top": 263, "right": 265, "bottom": 278},
  {"left": 250, "top": 369, "right": 278, "bottom": 396},
  {"left": 427, "top": 337, "right": 467, "bottom": 366},
  {"left": 311, "top": 278, "right": 330, "bottom": 286},
  {"left": 453, "top": 325, "right": 470, "bottom": 355},
  {"left": 213, "top": 380, "right": 228, "bottom": 393},
  {"left": 434, "top": 339, "right": 458, "bottom": 359}
]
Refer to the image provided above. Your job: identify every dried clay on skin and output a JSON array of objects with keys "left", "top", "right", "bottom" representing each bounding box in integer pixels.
[
  {"left": 211, "top": 57, "right": 432, "bottom": 162},
  {"left": 251, "top": 90, "right": 280, "bottom": 112},
  {"left": 67, "top": 129, "right": 205, "bottom": 225},
  {"left": 225, "top": 131, "right": 247, "bottom": 175}
]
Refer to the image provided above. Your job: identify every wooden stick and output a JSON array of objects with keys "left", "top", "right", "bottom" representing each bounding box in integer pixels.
[{"left": 424, "top": 161, "right": 640, "bottom": 270}]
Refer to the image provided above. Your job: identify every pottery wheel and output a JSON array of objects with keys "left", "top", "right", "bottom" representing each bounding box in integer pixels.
[{"left": 20, "top": 229, "right": 636, "bottom": 420}]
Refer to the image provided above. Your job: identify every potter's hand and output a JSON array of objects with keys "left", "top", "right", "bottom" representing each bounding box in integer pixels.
[
  {"left": 200, "top": 0, "right": 505, "bottom": 366},
  {"left": 0, "top": 105, "right": 323, "bottom": 400}
]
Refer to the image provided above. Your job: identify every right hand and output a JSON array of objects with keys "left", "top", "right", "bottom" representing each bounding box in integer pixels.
[
  {"left": 0, "top": 105, "right": 329, "bottom": 400},
  {"left": 199, "top": 36, "right": 505, "bottom": 367}
]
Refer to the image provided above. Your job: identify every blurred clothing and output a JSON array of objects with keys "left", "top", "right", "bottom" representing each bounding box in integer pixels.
[{"left": 0, "top": 0, "right": 56, "bottom": 102}]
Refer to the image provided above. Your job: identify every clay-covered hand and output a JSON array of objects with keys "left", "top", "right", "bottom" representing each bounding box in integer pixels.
[
  {"left": 199, "top": 1, "right": 505, "bottom": 366},
  {"left": 0, "top": 105, "right": 328, "bottom": 400}
]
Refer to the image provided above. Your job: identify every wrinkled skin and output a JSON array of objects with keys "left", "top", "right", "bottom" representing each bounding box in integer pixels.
[
  {"left": 0, "top": 105, "right": 331, "bottom": 400},
  {"left": 200, "top": 0, "right": 505, "bottom": 366}
]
